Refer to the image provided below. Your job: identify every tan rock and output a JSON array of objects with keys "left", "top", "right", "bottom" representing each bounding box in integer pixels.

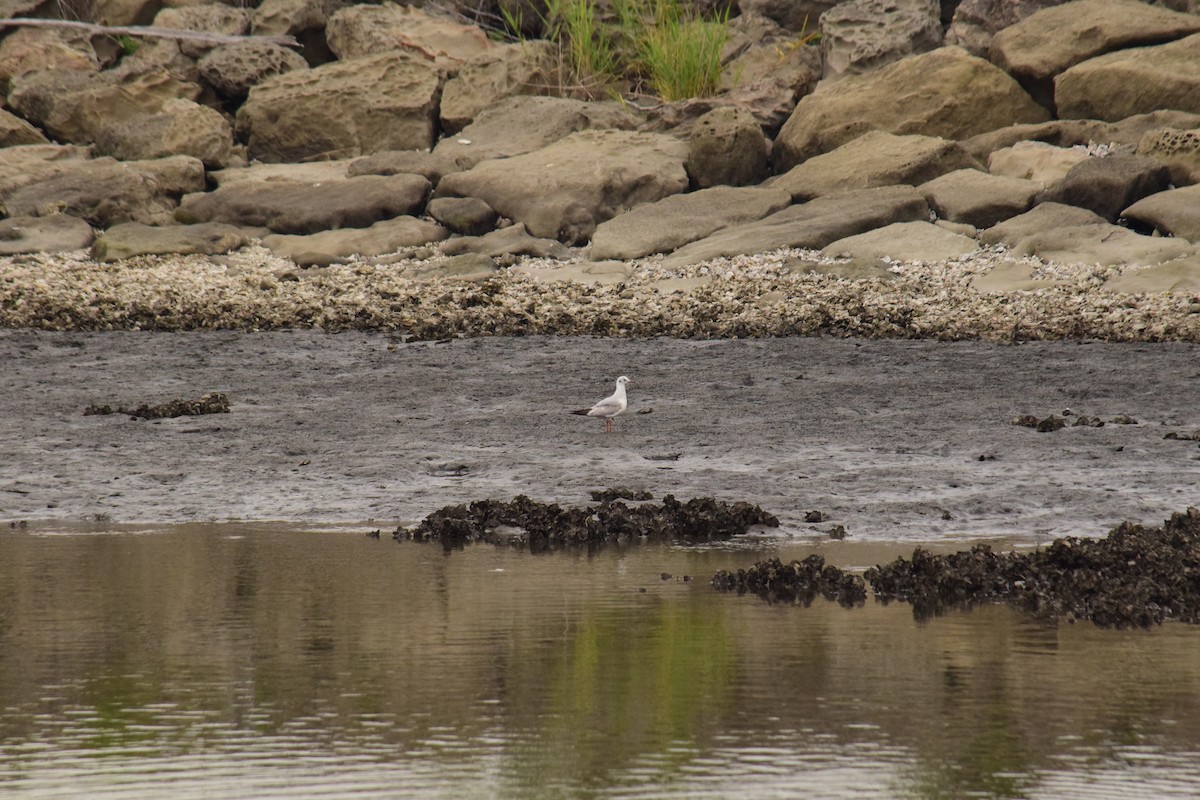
[
  {"left": 971, "top": 260, "right": 1067, "bottom": 292},
  {"left": 980, "top": 201, "right": 1107, "bottom": 246},
  {"left": 198, "top": 40, "right": 309, "bottom": 100},
  {"left": 819, "top": 0, "right": 943, "bottom": 80},
  {"left": 919, "top": 168, "right": 1038, "bottom": 227},
  {"left": 93, "top": 98, "right": 234, "bottom": 168},
  {"left": 1137, "top": 127, "right": 1200, "bottom": 186},
  {"left": 0, "top": 26, "right": 98, "bottom": 90},
  {"left": 0, "top": 107, "right": 48, "bottom": 147},
  {"left": 92, "top": 222, "right": 256, "bottom": 262},
  {"left": 1055, "top": 33, "right": 1200, "bottom": 122},
  {"left": 1101, "top": 257, "right": 1200, "bottom": 293},
  {"left": 262, "top": 216, "right": 448, "bottom": 267},
  {"left": 1013, "top": 223, "right": 1194, "bottom": 265},
  {"left": 986, "top": 140, "right": 1089, "bottom": 187},
  {"left": 0, "top": 214, "right": 95, "bottom": 255},
  {"left": 821, "top": 221, "right": 979, "bottom": 262},
  {"left": 326, "top": 3, "right": 492, "bottom": 66},
  {"left": 685, "top": 106, "right": 770, "bottom": 188},
  {"left": 439, "top": 41, "right": 557, "bottom": 134},
  {"left": 1122, "top": 184, "right": 1200, "bottom": 242}
]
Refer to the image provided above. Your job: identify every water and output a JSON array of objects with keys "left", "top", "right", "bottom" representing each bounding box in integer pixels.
[{"left": 2, "top": 526, "right": 1200, "bottom": 799}]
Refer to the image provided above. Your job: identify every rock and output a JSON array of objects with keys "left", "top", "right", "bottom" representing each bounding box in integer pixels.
[
  {"left": 1137, "top": 127, "right": 1200, "bottom": 186},
  {"left": 197, "top": 40, "right": 309, "bottom": 100},
  {"left": 783, "top": 256, "right": 897, "bottom": 280},
  {"left": 1101, "top": 257, "right": 1200, "bottom": 293},
  {"left": 250, "top": 0, "right": 345, "bottom": 63},
  {"left": 92, "top": 98, "right": 234, "bottom": 168},
  {"left": 819, "top": 0, "right": 943, "bottom": 80},
  {"left": 989, "top": 0, "right": 1200, "bottom": 108},
  {"left": 427, "top": 196, "right": 498, "bottom": 236},
  {"left": 774, "top": 47, "right": 1048, "bottom": 171},
  {"left": 737, "top": 0, "right": 838, "bottom": 33},
  {"left": 410, "top": 252, "right": 499, "bottom": 282},
  {"left": 1, "top": 156, "right": 205, "bottom": 227},
  {"left": 685, "top": 106, "right": 770, "bottom": 188},
  {"left": 918, "top": 168, "right": 1039, "bottom": 227},
  {"left": 1055, "top": 32, "right": 1200, "bottom": 121},
  {"left": 1122, "top": 185, "right": 1200, "bottom": 241},
  {"left": 91, "top": 221, "right": 256, "bottom": 262},
  {"left": 962, "top": 111, "right": 1200, "bottom": 160},
  {"left": 980, "top": 201, "right": 1107, "bottom": 246},
  {"left": 821, "top": 220, "right": 979, "bottom": 261},
  {"left": 715, "top": 14, "right": 821, "bottom": 134},
  {"left": 659, "top": 185, "right": 930, "bottom": 268},
  {"left": 175, "top": 174, "right": 431, "bottom": 234},
  {"left": 1038, "top": 154, "right": 1172, "bottom": 222},
  {"left": 436, "top": 130, "right": 689, "bottom": 244},
  {"left": 590, "top": 186, "right": 791, "bottom": 260},
  {"left": 439, "top": 41, "right": 557, "bottom": 134},
  {"left": 986, "top": 140, "right": 1089, "bottom": 187},
  {"left": 512, "top": 259, "right": 634, "bottom": 285},
  {"left": 432, "top": 95, "right": 638, "bottom": 171},
  {"left": 0, "top": 26, "right": 99, "bottom": 90},
  {"left": 1012, "top": 222, "right": 1194, "bottom": 265},
  {"left": 325, "top": 3, "right": 492, "bottom": 65},
  {"left": 771, "top": 130, "right": 981, "bottom": 201},
  {"left": 92, "top": 0, "right": 159, "bottom": 26},
  {"left": 438, "top": 223, "right": 573, "bottom": 259},
  {"left": 348, "top": 150, "right": 461, "bottom": 183},
  {"left": 0, "top": 107, "right": 48, "bottom": 147},
  {"left": 971, "top": 259, "right": 1067, "bottom": 291},
  {"left": 945, "top": 0, "right": 1066, "bottom": 57},
  {"left": 153, "top": 4, "right": 251, "bottom": 59},
  {"left": 8, "top": 67, "right": 201, "bottom": 145},
  {"left": 209, "top": 160, "right": 352, "bottom": 188},
  {"left": 0, "top": 214, "right": 95, "bottom": 255},
  {"left": 236, "top": 51, "right": 441, "bottom": 162},
  {"left": 262, "top": 216, "right": 448, "bottom": 267},
  {"left": 0, "top": 144, "right": 93, "bottom": 199}
]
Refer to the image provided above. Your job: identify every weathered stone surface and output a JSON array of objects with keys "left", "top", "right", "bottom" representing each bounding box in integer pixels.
[
  {"left": 208, "top": 160, "right": 352, "bottom": 188},
  {"left": 986, "top": 140, "right": 1089, "bottom": 187},
  {"left": 1038, "top": 155, "right": 1172, "bottom": 222},
  {"left": 432, "top": 95, "right": 638, "bottom": 171},
  {"left": 262, "top": 216, "right": 448, "bottom": 267},
  {"left": 198, "top": 40, "right": 309, "bottom": 100},
  {"left": 348, "top": 150, "right": 461, "bottom": 183},
  {"left": 737, "top": 0, "right": 838, "bottom": 33},
  {"left": 774, "top": 47, "right": 1048, "bottom": 170},
  {"left": 1122, "top": 185, "right": 1200, "bottom": 241},
  {"left": 0, "top": 214, "right": 95, "bottom": 255},
  {"left": 439, "top": 41, "right": 557, "bottom": 134},
  {"left": 0, "top": 144, "right": 93, "bottom": 199},
  {"left": 1, "top": 156, "right": 205, "bottom": 227},
  {"left": 685, "top": 106, "right": 770, "bottom": 188},
  {"left": 93, "top": 98, "right": 234, "bottom": 168},
  {"left": 771, "top": 130, "right": 981, "bottom": 201},
  {"left": 945, "top": 0, "right": 1067, "bottom": 56},
  {"left": 1055, "top": 33, "right": 1200, "bottom": 121},
  {"left": 1137, "top": 127, "right": 1200, "bottom": 186},
  {"left": 962, "top": 111, "right": 1200, "bottom": 160},
  {"left": 153, "top": 4, "right": 251, "bottom": 58},
  {"left": 91, "top": 221, "right": 256, "bottom": 262},
  {"left": 980, "top": 201, "right": 1107, "bottom": 246},
  {"left": 0, "top": 26, "right": 99, "bottom": 90},
  {"left": 409, "top": 252, "right": 499, "bottom": 282},
  {"left": 251, "top": 0, "right": 328, "bottom": 37},
  {"left": 436, "top": 130, "right": 689, "bottom": 244},
  {"left": 716, "top": 13, "right": 821, "bottom": 134},
  {"left": 819, "top": 0, "right": 943, "bottom": 80},
  {"left": 919, "top": 168, "right": 1039, "bottom": 227},
  {"left": 236, "top": 51, "right": 441, "bottom": 162},
  {"left": 8, "top": 68, "right": 201, "bottom": 145},
  {"left": 512, "top": 258, "right": 634, "bottom": 285},
  {"left": 175, "top": 174, "right": 431, "bottom": 234},
  {"left": 821, "top": 220, "right": 979, "bottom": 261},
  {"left": 326, "top": 3, "right": 492, "bottom": 65},
  {"left": 971, "top": 259, "right": 1068, "bottom": 291},
  {"left": 427, "top": 196, "right": 498, "bottom": 236},
  {"left": 92, "top": 0, "right": 159, "bottom": 26},
  {"left": 659, "top": 185, "right": 930, "bottom": 268},
  {"left": 989, "top": 0, "right": 1200, "bottom": 107},
  {"left": 0, "top": 107, "right": 48, "bottom": 147},
  {"left": 590, "top": 186, "right": 791, "bottom": 260},
  {"left": 438, "top": 223, "right": 573, "bottom": 259},
  {"left": 1012, "top": 223, "right": 1194, "bottom": 265},
  {"left": 1100, "top": 256, "right": 1200, "bottom": 293}
]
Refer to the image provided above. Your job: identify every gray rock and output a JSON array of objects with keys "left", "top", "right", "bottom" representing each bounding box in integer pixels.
[
  {"left": 262, "top": 216, "right": 449, "bottom": 267},
  {"left": 436, "top": 130, "right": 689, "bottom": 244},
  {"left": 427, "top": 196, "right": 498, "bottom": 236},
  {"left": 236, "top": 51, "right": 441, "bottom": 162},
  {"left": 0, "top": 214, "right": 94, "bottom": 255},
  {"left": 92, "top": 222, "right": 256, "bottom": 262},
  {"left": 439, "top": 223, "right": 573, "bottom": 259},
  {"left": 1137, "top": 127, "right": 1200, "bottom": 186},
  {"left": 659, "top": 185, "right": 931, "bottom": 268},
  {"left": 175, "top": 174, "right": 431, "bottom": 234},
  {"left": 1122, "top": 184, "right": 1200, "bottom": 241},
  {"left": 821, "top": 220, "right": 979, "bottom": 261},
  {"left": 439, "top": 41, "right": 557, "bottom": 134},
  {"left": 685, "top": 107, "right": 770, "bottom": 188},
  {"left": 819, "top": 0, "right": 943, "bottom": 80},
  {"left": 590, "top": 186, "right": 791, "bottom": 260},
  {"left": 1012, "top": 222, "right": 1195, "bottom": 265},
  {"left": 348, "top": 150, "right": 461, "bottom": 183},
  {"left": 92, "top": 98, "right": 234, "bottom": 168},
  {"left": 198, "top": 40, "right": 309, "bottom": 100},
  {"left": 1054, "top": 32, "right": 1200, "bottom": 121},
  {"left": 918, "top": 168, "right": 1039, "bottom": 227},
  {"left": 1038, "top": 155, "right": 1172, "bottom": 222},
  {"left": 770, "top": 130, "right": 982, "bottom": 201},
  {"left": 980, "top": 202, "right": 1107, "bottom": 246}
]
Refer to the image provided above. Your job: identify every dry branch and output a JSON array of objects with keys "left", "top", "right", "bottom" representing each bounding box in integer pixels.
[{"left": 0, "top": 17, "right": 300, "bottom": 48}]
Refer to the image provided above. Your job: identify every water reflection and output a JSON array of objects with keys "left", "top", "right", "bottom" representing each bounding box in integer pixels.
[{"left": 1, "top": 526, "right": 1199, "bottom": 799}]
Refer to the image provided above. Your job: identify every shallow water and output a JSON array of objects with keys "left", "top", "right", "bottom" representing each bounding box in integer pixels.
[{"left": 2, "top": 526, "right": 1200, "bottom": 799}]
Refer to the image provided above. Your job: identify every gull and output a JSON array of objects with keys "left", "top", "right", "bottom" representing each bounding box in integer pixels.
[{"left": 571, "top": 376, "right": 630, "bottom": 433}]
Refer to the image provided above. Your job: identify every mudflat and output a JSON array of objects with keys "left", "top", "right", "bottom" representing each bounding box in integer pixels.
[{"left": 1, "top": 330, "right": 1196, "bottom": 541}]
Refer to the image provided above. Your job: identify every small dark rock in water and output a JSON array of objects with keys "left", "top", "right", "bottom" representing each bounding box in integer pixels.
[
  {"left": 590, "top": 487, "right": 654, "bottom": 502},
  {"left": 366, "top": 529, "right": 381, "bottom": 539},
  {"left": 827, "top": 524, "right": 847, "bottom": 540},
  {"left": 711, "top": 555, "right": 867, "bottom": 608},
  {"left": 865, "top": 508, "right": 1200, "bottom": 628},
  {"left": 804, "top": 510, "right": 827, "bottom": 523},
  {"left": 398, "top": 492, "right": 779, "bottom": 551},
  {"left": 84, "top": 392, "right": 230, "bottom": 419},
  {"left": 661, "top": 572, "right": 672, "bottom": 581}
]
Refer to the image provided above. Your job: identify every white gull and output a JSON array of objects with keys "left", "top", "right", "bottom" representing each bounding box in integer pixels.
[{"left": 571, "top": 376, "right": 631, "bottom": 433}]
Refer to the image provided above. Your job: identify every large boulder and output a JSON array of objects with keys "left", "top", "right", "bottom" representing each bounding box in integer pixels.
[
  {"left": 989, "top": 0, "right": 1200, "bottom": 107},
  {"left": 152, "top": 4, "right": 252, "bottom": 59},
  {"left": 93, "top": 98, "right": 234, "bottom": 168},
  {"left": 1054, "top": 33, "right": 1200, "bottom": 121},
  {"left": 0, "top": 26, "right": 99, "bottom": 90},
  {"left": 438, "top": 223, "right": 573, "bottom": 260},
  {"left": 821, "top": 220, "right": 979, "bottom": 261},
  {"left": 0, "top": 144, "right": 93, "bottom": 199},
  {"left": 1011, "top": 222, "right": 1194, "bottom": 265},
  {"left": 962, "top": 111, "right": 1200, "bottom": 160},
  {"left": 685, "top": 106, "right": 771, "bottom": 188},
  {"left": 1101, "top": 257, "right": 1200, "bottom": 293},
  {"left": 174, "top": 174, "right": 431, "bottom": 234},
  {"left": 198, "top": 40, "right": 309, "bottom": 100},
  {"left": 91, "top": 222, "right": 258, "bottom": 262},
  {"left": 0, "top": 214, "right": 95, "bottom": 255},
  {"left": 1122, "top": 184, "right": 1200, "bottom": 241},
  {"left": 771, "top": 130, "right": 981, "bottom": 200},
  {"left": 1038, "top": 155, "right": 1172, "bottom": 222},
  {"left": 773, "top": 47, "right": 1048, "bottom": 171},
  {"left": 716, "top": 13, "right": 821, "bottom": 134},
  {"left": 261, "top": 216, "right": 449, "bottom": 266},
  {"left": 325, "top": 3, "right": 492, "bottom": 65},
  {"left": 590, "top": 186, "right": 792, "bottom": 260},
  {"left": 986, "top": 140, "right": 1089, "bottom": 187},
  {"left": 919, "top": 168, "right": 1038, "bottom": 227},
  {"left": 439, "top": 41, "right": 557, "bottom": 134},
  {"left": 980, "top": 201, "right": 1106, "bottom": 245},
  {"left": 819, "top": 0, "right": 943, "bottom": 80},
  {"left": 0, "top": 108, "right": 48, "bottom": 147},
  {"left": 236, "top": 51, "right": 441, "bottom": 162},
  {"left": 436, "top": 130, "right": 690, "bottom": 244},
  {"left": 427, "top": 196, "right": 497, "bottom": 235},
  {"left": 1136, "top": 127, "right": 1200, "bottom": 186},
  {"left": 945, "top": 0, "right": 1068, "bottom": 56}
]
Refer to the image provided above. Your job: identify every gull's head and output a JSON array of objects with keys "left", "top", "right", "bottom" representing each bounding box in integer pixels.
[{"left": 616, "top": 376, "right": 631, "bottom": 387}]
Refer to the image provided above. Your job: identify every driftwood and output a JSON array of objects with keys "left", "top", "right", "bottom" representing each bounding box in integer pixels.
[{"left": 0, "top": 17, "right": 300, "bottom": 48}]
